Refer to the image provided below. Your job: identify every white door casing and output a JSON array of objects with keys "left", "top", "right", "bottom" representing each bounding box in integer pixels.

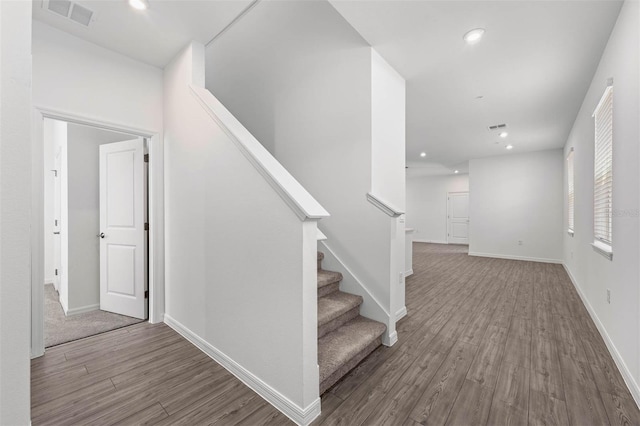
[
  {"left": 53, "top": 148, "right": 62, "bottom": 292},
  {"left": 447, "top": 192, "right": 469, "bottom": 245},
  {"left": 99, "top": 138, "right": 147, "bottom": 319}
]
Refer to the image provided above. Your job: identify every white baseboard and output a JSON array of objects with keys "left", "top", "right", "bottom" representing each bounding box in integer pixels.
[
  {"left": 413, "top": 239, "right": 448, "bottom": 245},
  {"left": 468, "top": 251, "right": 563, "bottom": 264},
  {"left": 396, "top": 306, "right": 408, "bottom": 321},
  {"left": 405, "top": 269, "right": 413, "bottom": 277},
  {"left": 164, "top": 314, "right": 321, "bottom": 425},
  {"left": 66, "top": 303, "right": 99, "bottom": 316},
  {"left": 563, "top": 264, "right": 640, "bottom": 408}
]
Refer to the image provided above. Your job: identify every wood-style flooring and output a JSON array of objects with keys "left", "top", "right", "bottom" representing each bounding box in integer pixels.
[{"left": 31, "top": 243, "right": 640, "bottom": 425}]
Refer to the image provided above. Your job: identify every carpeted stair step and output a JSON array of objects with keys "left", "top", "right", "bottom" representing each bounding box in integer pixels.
[
  {"left": 318, "top": 291, "right": 363, "bottom": 338},
  {"left": 317, "top": 251, "right": 324, "bottom": 270},
  {"left": 317, "top": 269, "right": 342, "bottom": 298},
  {"left": 318, "top": 316, "right": 386, "bottom": 394}
]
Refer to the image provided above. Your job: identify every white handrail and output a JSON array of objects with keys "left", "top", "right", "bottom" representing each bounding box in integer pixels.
[
  {"left": 190, "top": 85, "right": 330, "bottom": 221},
  {"left": 366, "top": 193, "right": 404, "bottom": 217}
]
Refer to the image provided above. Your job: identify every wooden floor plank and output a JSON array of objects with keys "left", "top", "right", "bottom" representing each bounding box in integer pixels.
[
  {"left": 487, "top": 398, "right": 528, "bottom": 426},
  {"left": 408, "top": 340, "right": 477, "bottom": 425},
  {"left": 31, "top": 243, "right": 640, "bottom": 425},
  {"left": 444, "top": 379, "right": 493, "bottom": 426},
  {"left": 600, "top": 392, "right": 640, "bottom": 426},
  {"left": 528, "top": 389, "right": 570, "bottom": 426}
]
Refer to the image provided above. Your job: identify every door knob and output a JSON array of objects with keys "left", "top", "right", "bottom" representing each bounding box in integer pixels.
[{"left": 98, "top": 232, "right": 105, "bottom": 238}]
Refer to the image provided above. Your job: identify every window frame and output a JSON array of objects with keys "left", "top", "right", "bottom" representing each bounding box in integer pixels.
[{"left": 591, "top": 84, "right": 613, "bottom": 260}]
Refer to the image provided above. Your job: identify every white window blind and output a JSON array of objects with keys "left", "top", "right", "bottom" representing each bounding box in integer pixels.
[
  {"left": 567, "top": 149, "right": 575, "bottom": 233},
  {"left": 593, "top": 86, "right": 613, "bottom": 246}
]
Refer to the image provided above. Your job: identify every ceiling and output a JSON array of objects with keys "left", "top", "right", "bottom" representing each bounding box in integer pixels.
[
  {"left": 330, "top": 0, "right": 623, "bottom": 176},
  {"left": 32, "top": 0, "right": 254, "bottom": 68},
  {"left": 34, "top": 1, "right": 624, "bottom": 176}
]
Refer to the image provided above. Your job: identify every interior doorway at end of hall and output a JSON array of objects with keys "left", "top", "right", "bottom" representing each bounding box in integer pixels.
[
  {"left": 43, "top": 118, "right": 149, "bottom": 348},
  {"left": 447, "top": 191, "right": 469, "bottom": 245}
]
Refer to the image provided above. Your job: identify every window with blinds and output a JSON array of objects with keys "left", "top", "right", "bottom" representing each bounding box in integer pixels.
[
  {"left": 567, "top": 149, "right": 575, "bottom": 234},
  {"left": 593, "top": 86, "right": 613, "bottom": 247}
]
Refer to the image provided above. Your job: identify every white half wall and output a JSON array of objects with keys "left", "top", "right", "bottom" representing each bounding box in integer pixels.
[
  {"left": 164, "top": 42, "right": 320, "bottom": 424},
  {"left": 406, "top": 174, "right": 469, "bottom": 244},
  {"left": 0, "top": 1, "right": 32, "bottom": 423},
  {"left": 563, "top": 0, "right": 640, "bottom": 402},
  {"left": 469, "top": 149, "right": 563, "bottom": 263}
]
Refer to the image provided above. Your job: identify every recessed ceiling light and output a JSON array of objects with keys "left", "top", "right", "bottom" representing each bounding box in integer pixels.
[
  {"left": 506, "top": 144, "right": 514, "bottom": 150},
  {"left": 499, "top": 132, "right": 508, "bottom": 138},
  {"left": 420, "top": 152, "right": 426, "bottom": 157},
  {"left": 128, "top": 0, "right": 148, "bottom": 10},
  {"left": 454, "top": 170, "right": 459, "bottom": 174},
  {"left": 463, "top": 28, "right": 485, "bottom": 45}
]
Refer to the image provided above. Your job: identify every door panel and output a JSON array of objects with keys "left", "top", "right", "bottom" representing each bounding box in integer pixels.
[
  {"left": 448, "top": 192, "right": 469, "bottom": 245},
  {"left": 99, "top": 138, "right": 147, "bottom": 319}
]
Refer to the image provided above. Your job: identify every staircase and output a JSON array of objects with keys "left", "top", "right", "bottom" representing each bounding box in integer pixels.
[{"left": 317, "top": 251, "right": 386, "bottom": 394}]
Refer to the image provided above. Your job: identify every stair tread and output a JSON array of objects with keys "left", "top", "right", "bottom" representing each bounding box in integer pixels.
[
  {"left": 318, "top": 316, "right": 386, "bottom": 383},
  {"left": 317, "top": 252, "right": 324, "bottom": 261},
  {"left": 317, "top": 269, "right": 342, "bottom": 289},
  {"left": 318, "top": 291, "right": 363, "bottom": 327}
]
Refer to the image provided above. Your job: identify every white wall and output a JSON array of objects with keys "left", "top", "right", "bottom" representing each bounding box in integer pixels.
[
  {"left": 406, "top": 174, "right": 470, "bottom": 244},
  {"left": 32, "top": 21, "right": 163, "bottom": 132},
  {"left": 0, "top": 1, "right": 32, "bottom": 423},
  {"left": 164, "top": 42, "right": 320, "bottom": 422},
  {"left": 371, "top": 49, "right": 406, "bottom": 211},
  {"left": 563, "top": 0, "right": 640, "bottom": 401},
  {"left": 469, "top": 149, "right": 564, "bottom": 262},
  {"left": 66, "top": 124, "right": 133, "bottom": 312},
  {"left": 206, "top": 0, "right": 406, "bottom": 343}
]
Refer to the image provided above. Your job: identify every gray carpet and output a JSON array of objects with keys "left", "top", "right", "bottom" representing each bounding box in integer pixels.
[{"left": 45, "top": 284, "right": 144, "bottom": 348}]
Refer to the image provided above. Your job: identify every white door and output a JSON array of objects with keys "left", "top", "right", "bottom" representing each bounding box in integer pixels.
[
  {"left": 447, "top": 192, "right": 469, "bottom": 245},
  {"left": 99, "top": 138, "right": 147, "bottom": 319},
  {"left": 53, "top": 148, "right": 62, "bottom": 292}
]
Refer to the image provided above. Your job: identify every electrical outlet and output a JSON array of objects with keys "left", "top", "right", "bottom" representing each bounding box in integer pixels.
[
  {"left": 518, "top": 240, "right": 523, "bottom": 246},
  {"left": 399, "top": 273, "right": 403, "bottom": 284},
  {"left": 607, "top": 289, "right": 611, "bottom": 304}
]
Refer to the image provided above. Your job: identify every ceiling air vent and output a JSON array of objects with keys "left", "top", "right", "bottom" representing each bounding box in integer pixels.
[
  {"left": 69, "top": 3, "right": 93, "bottom": 26},
  {"left": 488, "top": 123, "right": 507, "bottom": 131},
  {"left": 46, "top": 0, "right": 72, "bottom": 17},
  {"left": 43, "top": 0, "right": 95, "bottom": 27}
]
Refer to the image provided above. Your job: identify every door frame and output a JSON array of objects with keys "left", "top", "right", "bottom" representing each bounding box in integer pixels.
[
  {"left": 446, "top": 191, "right": 470, "bottom": 245},
  {"left": 31, "top": 107, "right": 165, "bottom": 358}
]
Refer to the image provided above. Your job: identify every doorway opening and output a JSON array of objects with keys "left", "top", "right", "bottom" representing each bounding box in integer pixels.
[
  {"left": 42, "top": 118, "right": 148, "bottom": 348},
  {"left": 447, "top": 191, "right": 470, "bottom": 245}
]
